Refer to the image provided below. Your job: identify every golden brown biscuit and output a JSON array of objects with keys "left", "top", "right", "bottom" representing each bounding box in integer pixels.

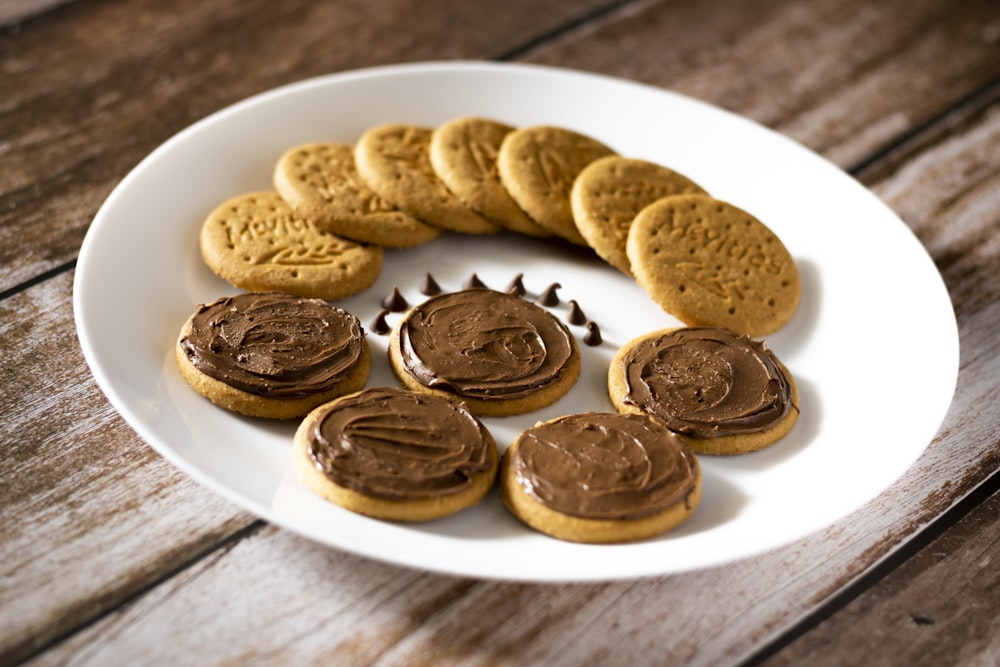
[
  {"left": 354, "top": 123, "right": 501, "bottom": 235},
  {"left": 176, "top": 292, "right": 371, "bottom": 419},
  {"left": 293, "top": 386, "right": 498, "bottom": 521},
  {"left": 199, "top": 191, "right": 383, "bottom": 300},
  {"left": 273, "top": 142, "right": 440, "bottom": 248},
  {"left": 571, "top": 155, "right": 707, "bottom": 276},
  {"left": 496, "top": 125, "right": 615, "bottom": 245},
  {"left": 608, "top": 327, "right": 799, "bottom": 455},
  {"left": 626, "top": 194, "right": 800, "bottom": 336},
  {"left": 429, "top": 117, "right": 549, "bottom": 237},
  {"left": 500, "top": 412, "right": 701, "bottom": 543},
  {"left": 387, "top": 288, "right": 580, "bottom": 417}
]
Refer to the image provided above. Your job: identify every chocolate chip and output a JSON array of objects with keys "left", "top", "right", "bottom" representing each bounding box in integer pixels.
[
  {"left": 370, "top": 309, "right": 391, "bottom": 335},
  {"left": 537, "top": 282, "right": 561, "bottom": 306},
  {"left": 420, "top": 272, "right": 442, "bottom": 296},
  {"left": 381, "top": 286, "right": 408, "bottom": 312},
  {"left": 583, "top": 321, "right": 602, "bottom": 346},
  {"left": 506, "top": 272, "right": 526, "bottom": 297},
  {"left": 567, "top": 299, "right": 587, "bottom": 325},
  {"left": 464, "top": 272, "right": 487, "bottom": 289}
]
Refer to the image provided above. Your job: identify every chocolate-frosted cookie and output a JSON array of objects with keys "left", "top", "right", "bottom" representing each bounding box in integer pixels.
[
  {"left": 496, "top": 125, "right": 614, "bottom": 245},
  {"left": 626, "top": 194, "right": 800, "bottom": 336},
  {"left": 608, "top": 327, "right": 799, "bottom": 455},
  {"left": 571, "top": 155, "right": 707, "bottom": 276},
  {"left": 500, "top": 412, "right": 701, "bottom": 543},
  {"left": 273, "top": 142, "right": 440, "bottom": 248},
  {"left": 388, "top": 288, "right": 580, "bottom": 416},
  {"left": 429, "top": 117, "right": 549, "bottom": 237},
  {"left": 293, "top": 386, "right": 498, "bottom": 521},
  {"left": 176, "top": 292, "right": 370, "bottom": 419},
  {"left": 354, "top": 123, "right": 500, "bottom": 235},
  {"left": 199, "top": 191, "right": 383, "bottom": 300}
]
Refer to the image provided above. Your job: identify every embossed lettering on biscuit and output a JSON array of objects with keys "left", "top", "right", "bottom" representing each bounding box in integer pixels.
[
  {"left": 273, "top": 142, "right": 439, "bottom": 248},
  {"left": 200, "top": 191, "right": 382, "bottom": 300},
  {"left": 626, "top": 194, "right": 799, "bottom": 336},
  {"left": 354, "top": 124, "right": 500, "bottom": 235}
]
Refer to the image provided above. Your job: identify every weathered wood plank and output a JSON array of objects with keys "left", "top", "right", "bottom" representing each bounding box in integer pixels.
[
  {"left": 760, "top": 485, "right": 1000, "bottom": 667},
  {"left": 526, "top": 0, "right": 1000, "bottom": 169},
  {"left": 750, "top": 89, "right": 1000, "bottom": 667},
  {"left": 0, "top": 0, "right": 613, "bottom": 293},
  {"left": 0, "top": 0, "right": 74, "bottom": 27},
  {"left": 20, "top": 44, "right": 1000, "bottom": 667},
  {"left": 0, "top": 271, "right": 258, "bottom": 665}
]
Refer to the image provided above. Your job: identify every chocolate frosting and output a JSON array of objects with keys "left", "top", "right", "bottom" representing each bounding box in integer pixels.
[
  {"left": 306, "top": 387, "right": 494, "bottom": 500},
  {"left": 179, "top": 292, "right": 364, "bottom": 398},
  {"left": 397, "top": 288, "right": 575, "bottom": 399},
  {"left": 620, "top": 327, "right": 793, "bottom": 438},
  {"left": 509, "top": 412, "right": 697, "bottom": 520}
]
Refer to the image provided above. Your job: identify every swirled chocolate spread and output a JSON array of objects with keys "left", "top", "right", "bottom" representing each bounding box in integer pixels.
[
  {"left": 306, "top": 387, "right": 494, "bottom": 499},
  {"left": 620, "top": 327, "right": 793, "bottom": 438},
  {"left": 397, "top": 288, "right": 575, "bottom": 399},
  {"left": 509, "top": 412, "right": 697, "bottom": 520},
  {"left": 179, "top": 292, "right": 364, "bottom": 398}
]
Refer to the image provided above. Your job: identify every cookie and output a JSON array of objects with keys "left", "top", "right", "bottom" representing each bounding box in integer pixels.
[
  {"left": 496, "top": 125, "right": 615, "bottom": 245},
  {"left": 199, "top": 191, "right": 383, "bottom": 300},
  {"left": 293, "top": 386, "right": 499, "bottom": 521},
  {"left": 429, "top": 117, "right": 549, "bottom": 238},
  {"left": 387, "top": 288, "right": 580, "bottom": 417},
  {"left": 354, "top": 123, "right": 501, "bottom": 235},
  {"left": 608, "top": 326, "right": 799, "bottom": 455},
  {"left": 176, "top": 292, "right": 371, "bottom": 419},
  {"left": 500, "top": 412, "right": 701, "bottom": 543},
  {"left": 273, "top": 142, "right": 440, "bottom": 248},
  {"left": 571, "top": 155, "right": 707, "bottom": 276},
  {"left": 626, "top": 194, "right": 800, "bottom": 336}
]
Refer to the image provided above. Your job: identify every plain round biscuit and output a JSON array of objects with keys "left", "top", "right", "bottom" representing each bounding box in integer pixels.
[
  {"left": 273, "top": 142, "right": 440, "bottom": 248},
  {"left": 199, "top": 191, "right": 383, "bottom": 300},
  {"left": 571, "top": 155, "right": 707, "bottom": 276},
  {"left": 386, "top": 314, "right": 581, "bottom": 418},
  {"left": 175, "top": 319, "right": 371, "bottom": 420},
  {"left": 500, "top": 426, "right": 702, "bottom": 543},
  {"left": 626, "top": 194, "right": 800, "bottom": 336},
  {"left": 293, "top": 391, "right": 499, "bottom": 521},
  {"left": 354, "top": 123, "right": 501, "bottom": 235},
  {"left": 496, "top": 125, "right": 615, "bottom": 245},
  {"left": 429, "top": 117, "right": 550, "bottom": 238},
  {"left": 607, "top": 327, "right": 800, "bottom": 455}
]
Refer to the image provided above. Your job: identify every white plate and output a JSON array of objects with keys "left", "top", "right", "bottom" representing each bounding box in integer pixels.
[{"left": 74, "top": 61, "right": 958, "bottom": 581}]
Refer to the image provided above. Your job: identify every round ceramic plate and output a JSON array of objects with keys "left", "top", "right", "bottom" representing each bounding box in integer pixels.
[{"left": 74, "top": 62, "right": 958, "bottom": 581}]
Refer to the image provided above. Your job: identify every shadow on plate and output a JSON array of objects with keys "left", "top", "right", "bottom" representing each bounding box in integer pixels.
[
  {"left": 767, "top": 257, "right": 821, "bottom": 358},
  {"left": 398, "top": 463, "right": 749, "bottom": 543}
]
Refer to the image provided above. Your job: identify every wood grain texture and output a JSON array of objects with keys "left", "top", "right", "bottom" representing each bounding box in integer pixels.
[
  {"left": 526, "top": 0, "right": 1000, "bottom": 168},
  {"left": 2, "top": 0, "right": 998, "bottom": 665},
  {"left": 0, "top": 0, "right": 74, "bottom": 26},
  {"left": 753, "top": 88, "right": 1000, "bottom": 667},
  {"left": 0, "top": 0, "right": 613, "bottom": 293},
  {"left": 762, "top": 488, "right": 1000, "bottom": 667},
  {"left": 0, "top": 271, "right": 258, "bottom": 665}
]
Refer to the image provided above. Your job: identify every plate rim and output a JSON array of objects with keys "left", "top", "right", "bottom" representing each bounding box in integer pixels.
[{"left": 73, "top": 60, "right": 960, "bottom": 582}]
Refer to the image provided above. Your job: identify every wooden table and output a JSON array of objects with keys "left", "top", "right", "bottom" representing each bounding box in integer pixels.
[{"left": 3, "top": 1, "right": 998, "bottom": 664}]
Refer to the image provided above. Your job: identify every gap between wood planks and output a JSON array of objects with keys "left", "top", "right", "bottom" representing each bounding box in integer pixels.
[
  {"left": 850, "top": 76, "right": 1000, "bottom": 181},
  {"left": 737, "top": 465, "right": 1000, "bottom": 666},
  {"left": 0, "top": 258, "right": 76, "bottom": 303},
  {"left": 493, "top": 0, "right": 638, "bottom": 61},
  {"left": 5, "top": 520, "right": 268, "bottom": 666}
]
